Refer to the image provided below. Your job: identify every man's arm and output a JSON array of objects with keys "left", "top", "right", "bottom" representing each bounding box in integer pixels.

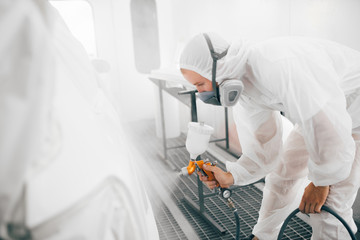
[{"left": 226, "top": 106, "right": 283, "bottom": 186}]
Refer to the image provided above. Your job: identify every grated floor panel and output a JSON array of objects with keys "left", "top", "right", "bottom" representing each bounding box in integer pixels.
[{"left": 127, "top": 120, "right": 313, "bottom": 239}]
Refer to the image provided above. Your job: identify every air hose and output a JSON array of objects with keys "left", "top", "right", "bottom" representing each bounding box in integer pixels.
[
  {"left": 277, "top": 205, "right": 357, "bottom": 240},
  {"left": 234, "top": 209, "right": 240, "bottom": 240},
  {"left": 225, "top": 197, "right": 240, "bottom": 240}
]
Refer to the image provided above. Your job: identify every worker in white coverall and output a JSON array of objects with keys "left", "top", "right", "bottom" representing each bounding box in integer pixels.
[{"left": 179, "top": 32, "right": 360, "bottom": 240}]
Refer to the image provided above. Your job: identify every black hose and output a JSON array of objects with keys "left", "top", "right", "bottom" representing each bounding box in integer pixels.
[
  {"left": 234, "top": 209, "right": 240, "bottom": 240},
  {"left": 277, "top": 205, "right": 357, "bottom": 240}
]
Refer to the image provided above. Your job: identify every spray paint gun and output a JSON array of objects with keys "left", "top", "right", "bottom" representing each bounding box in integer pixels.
[{"left": 179, "top": 122, "right": 232, "bottom": 200}]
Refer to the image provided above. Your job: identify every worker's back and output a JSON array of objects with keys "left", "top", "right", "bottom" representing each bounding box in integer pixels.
[{"left": 248, "top": 36, "right": 360, "bottom": 95}]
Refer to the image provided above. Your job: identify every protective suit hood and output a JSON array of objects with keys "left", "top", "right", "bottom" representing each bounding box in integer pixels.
[{"left": 179, "top": 32, "right": 249, "bottom": 83}]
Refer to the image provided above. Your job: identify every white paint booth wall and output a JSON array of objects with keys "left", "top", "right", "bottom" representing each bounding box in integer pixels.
[{"left": 290, "top": 0, "right": 360, "bottom": 51}]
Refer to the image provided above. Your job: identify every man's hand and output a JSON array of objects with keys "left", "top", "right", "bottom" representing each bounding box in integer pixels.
[
  {"left": 197, "top": 164, "right": 234, "bottom": 189},
  {"left": 299, "top": 182, "right": 329, "bottom": 214}
]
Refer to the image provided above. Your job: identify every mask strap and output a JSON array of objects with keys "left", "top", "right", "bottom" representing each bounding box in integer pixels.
[
  {"left": 203, "top": 33, "right": 228, "bottom": 101},
  {"left": 203, "top": 33, "right": 228, "bottom": 60},
  {"left": 212, "top": 58, "right": 219, "bottom": 100}
]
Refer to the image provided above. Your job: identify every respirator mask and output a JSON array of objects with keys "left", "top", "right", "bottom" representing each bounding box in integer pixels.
[{"left": 198, "top": 33, "right": 244, "bottom": 107}]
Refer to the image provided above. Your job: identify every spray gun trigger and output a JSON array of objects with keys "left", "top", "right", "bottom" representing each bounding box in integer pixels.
[{"left": 195, "top": 162, "right": 208, "bottom": 177}]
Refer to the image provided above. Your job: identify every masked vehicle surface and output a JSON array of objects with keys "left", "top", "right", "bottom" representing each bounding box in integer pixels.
[{"left": 0, "top": 1, "right": 159, "bottom": 239}]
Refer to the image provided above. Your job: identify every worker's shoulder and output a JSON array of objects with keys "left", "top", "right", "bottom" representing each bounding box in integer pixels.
[
  {"left": 247, "top": 37, "right": 302, "bottom": 63},
  {"left": 247, "top": 36, "right": 338, "bottom": 64}
]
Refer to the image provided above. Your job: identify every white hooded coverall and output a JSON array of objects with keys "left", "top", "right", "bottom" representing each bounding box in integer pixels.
[{"left": 180, "top": 33, "right": 360, "bottom": 240}]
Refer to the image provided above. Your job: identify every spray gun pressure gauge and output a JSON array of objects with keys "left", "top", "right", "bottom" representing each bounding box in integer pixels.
[{"left": 220, "top": 188, "right": 232, "bottom": 199}]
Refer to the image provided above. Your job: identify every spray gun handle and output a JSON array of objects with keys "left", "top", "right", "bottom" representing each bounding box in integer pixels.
[
  {"left": 194, "top": 160, "right": 217, "bottom": 182},
  {"left": 202, "top": 160, "right": 232, "bottom": 199},
  {"left": 181, "top": 160, "right": 232, "bottom": 199}
]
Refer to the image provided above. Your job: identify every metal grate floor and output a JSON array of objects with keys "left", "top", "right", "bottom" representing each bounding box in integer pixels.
[
  {"left": 126, "top": 120, "right": 313, "bottom": 239},
  {"left": 154, "top": 203, "right": 187, "bottom": 240}
]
